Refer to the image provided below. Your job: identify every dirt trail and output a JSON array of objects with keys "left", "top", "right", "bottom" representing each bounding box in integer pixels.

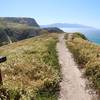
[{"left": 57, "top": 33, "right": 93, "bottom": 100}]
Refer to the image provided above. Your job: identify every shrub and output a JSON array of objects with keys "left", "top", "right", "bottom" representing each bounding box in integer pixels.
[
  {"left": 72, "top": 32, "right": 87, "bottom": 40},
  {"left": 86, "top": 60, "right": 100, "bottom": 89}
]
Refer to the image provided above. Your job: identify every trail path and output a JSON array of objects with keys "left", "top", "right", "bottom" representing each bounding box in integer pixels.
[{"left": 57, "top": 33, "right": 93, "bottom": 100}]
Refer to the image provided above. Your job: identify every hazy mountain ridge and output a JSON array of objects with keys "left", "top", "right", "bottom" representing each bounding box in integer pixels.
[{"left": 41, "top": 23, "right": 95, "bottom": 29}]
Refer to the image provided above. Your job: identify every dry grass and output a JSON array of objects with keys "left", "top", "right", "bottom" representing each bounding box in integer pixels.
[
  {"left": 0, "top": 33, "right": 60, "bottom": 100},
  {"left": 65, "top": 33, "right": 100, "bottom": 96}
]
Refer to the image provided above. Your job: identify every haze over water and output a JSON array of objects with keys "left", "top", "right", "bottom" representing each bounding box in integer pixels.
[{"left": 62, "top": 28, "right": 100, "bottom": 45}]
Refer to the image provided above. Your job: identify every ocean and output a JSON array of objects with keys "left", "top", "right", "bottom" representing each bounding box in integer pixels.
[{"left": 61, "top": 28, "right": 100, "bottom": 45}]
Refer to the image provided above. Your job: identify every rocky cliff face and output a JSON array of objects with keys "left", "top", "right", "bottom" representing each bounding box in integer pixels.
[
  {"left": 0, "top": 17, "right": 39, "bottom": 27},
  {"left": 0, "top": 28, "right": 42, "bottom": 46},
  {"left": 0, "top": 17, "right": 40, "bottom": 46}
]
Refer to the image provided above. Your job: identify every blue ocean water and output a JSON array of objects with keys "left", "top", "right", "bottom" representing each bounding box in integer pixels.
[{"left": 61, "top": 28, "right": 100, "bottom": 45}]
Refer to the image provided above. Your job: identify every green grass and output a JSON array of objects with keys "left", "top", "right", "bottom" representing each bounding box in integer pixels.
[
  {"left": 72, "top": 32, "right": 88, "bottom": 40},
  {"left": 0, "top": 33, "right": 60, "bottom": 100},
  {"left": 65, "top": 33, "right": 100, "bottom": 95}
]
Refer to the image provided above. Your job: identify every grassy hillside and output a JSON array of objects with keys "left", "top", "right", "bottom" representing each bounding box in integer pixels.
[
  {"left": 0, "top": 17, "right": 63, "bottom": 47},
  {"left": 0, "top": 17, "right": 39, "bottom": 27},
  {"left": 43, "top": 27, "right": 63, "bottom": 33},
  {"left": 0, "top": 17, "right": 41, "bottom": 46},
  {"left": 0, "top": 33, "right": 60, "bottom": 100},
  {"left": 65, "top": 33, "right": 100, "bottom": 95}
]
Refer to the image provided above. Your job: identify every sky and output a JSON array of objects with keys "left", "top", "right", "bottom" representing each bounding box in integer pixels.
[{"left": 0, "top": 0, "right": 100, "bottom": 28}]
